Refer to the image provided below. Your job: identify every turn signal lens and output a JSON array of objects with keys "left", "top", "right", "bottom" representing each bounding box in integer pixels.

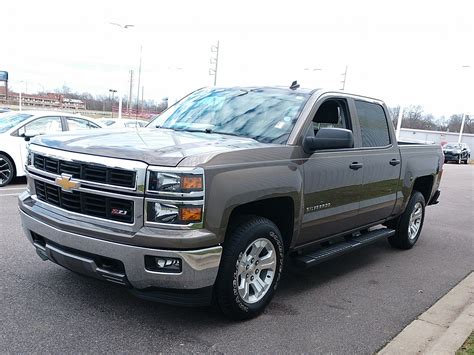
[
  {"left": 181, "top": 176, "right": 203, "bottom": 190},
  {"left": 179, "top": 207, "right": 202, "bottom": 222}
]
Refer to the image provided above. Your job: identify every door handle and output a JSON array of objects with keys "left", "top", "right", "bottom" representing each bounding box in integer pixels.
[
  {"left": 349, "top": 162, "right": 363, "bottom": 170},
  {"left": 389, "top": 159, "right": 401, "bottom": 166}
]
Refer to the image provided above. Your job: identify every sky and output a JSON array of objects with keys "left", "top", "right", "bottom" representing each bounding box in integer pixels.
[{"left": 1, "top": 0, "right": 473, "bottom": 117}]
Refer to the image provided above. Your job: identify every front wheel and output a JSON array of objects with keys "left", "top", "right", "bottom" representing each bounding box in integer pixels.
[
  {"left": 388, "top": 191, "right": 426, "bottom": 249},
  {"left": 0, "top": 154, "right": 15, "bottom": 187},
  {"left": 215, "top": 216, "right": 284, "bottom": 320}
]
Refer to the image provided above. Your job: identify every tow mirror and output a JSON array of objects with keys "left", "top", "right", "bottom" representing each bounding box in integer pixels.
[{"left": 303, "top": 127, "right": 354, "bottom": 153}]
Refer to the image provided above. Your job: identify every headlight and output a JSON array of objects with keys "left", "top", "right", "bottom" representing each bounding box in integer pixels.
[
  {"left": 145, "top": 167, "right": 204, "bottom": 226},
  {"left": 456, "top": 150, "right": 462, "bottom": 154},
  {"left": 148, "top": 171, "right": 203, "bottom": 193}
]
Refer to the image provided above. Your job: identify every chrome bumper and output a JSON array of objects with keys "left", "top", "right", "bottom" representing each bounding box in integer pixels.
[{"left": 19, "top": 208, "right": 222, "bottom": 291}]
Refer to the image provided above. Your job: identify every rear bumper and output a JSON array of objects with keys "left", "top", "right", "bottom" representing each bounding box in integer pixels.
[{"left": 19, "top": 206, "right": 222, "bottom": 305}]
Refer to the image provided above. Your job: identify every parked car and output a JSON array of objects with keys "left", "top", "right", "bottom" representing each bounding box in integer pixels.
[
  {"left": 96, "top": 118, "right": 148, "bottom": 128},
  {"left": 443, "top": 142, "right": 470, "bottom": 164},
  {"left": 0, "top": 111, "right": 100, "bottom": 186},
  {"left": 19, "top": 86, "right": 443, "bottom": 320}
]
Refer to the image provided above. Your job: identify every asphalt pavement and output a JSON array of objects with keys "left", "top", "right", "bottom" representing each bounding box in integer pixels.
[{"left": 1, "top": 164, "right": 473, "bottom": 353}]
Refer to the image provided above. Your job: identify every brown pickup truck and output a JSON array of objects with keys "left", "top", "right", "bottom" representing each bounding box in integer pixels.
[{"left": 19, "top": 85, "right": 443, "bottom": 319}]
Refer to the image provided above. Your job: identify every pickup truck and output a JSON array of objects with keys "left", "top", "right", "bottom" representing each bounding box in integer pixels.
[{"left": 19, "top": 86, "right": 443, "bottom": 320}]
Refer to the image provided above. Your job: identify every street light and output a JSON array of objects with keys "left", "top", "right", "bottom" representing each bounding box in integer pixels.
[
  {"left": 459, "top": 65, "right": 471, "bottom": 143},
  {"left": 108, "top": 22, "right": 140, "bottom": 118},
  {"left": 109, "top": 89, "right": 117, "bottom": 118}
]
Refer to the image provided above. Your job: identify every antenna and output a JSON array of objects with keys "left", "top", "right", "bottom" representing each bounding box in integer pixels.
[{"left": 290, "top": 80, "right": 300, "bottom": 90}]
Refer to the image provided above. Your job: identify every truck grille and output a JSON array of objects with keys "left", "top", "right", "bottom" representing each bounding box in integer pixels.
[
  {"left": 34, "top": 154, "right": 136, "bottom": 188},
  {"left": 34, "top": 180, "right": 134, "bottom": 223}
]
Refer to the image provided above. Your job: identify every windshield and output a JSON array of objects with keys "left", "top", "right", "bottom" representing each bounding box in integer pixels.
[
  {"left": 0, "top": 113, "right": 33, "bottom": 133},
  {"left": 148, "top": 88, "right": 310, "bottom": 144},
  {"left": 445, "top": 144, "right": 461, "bottom": 149}
]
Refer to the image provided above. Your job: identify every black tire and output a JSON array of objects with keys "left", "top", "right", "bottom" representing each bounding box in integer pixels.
[
  {"left": 0, "top": 153, "right": 15, "bottom": 187},
  {"left": 215, "top": 215, "right": 284, "bottom": 320},
  {"left": 388, "top": 191, "right": 426, "bottom": 250}
]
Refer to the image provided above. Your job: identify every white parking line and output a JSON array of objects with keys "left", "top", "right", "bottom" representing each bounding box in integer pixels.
[
  {"left": 0, "top": 193, "right": 21, "bottom": 197},
  {"left": 0, "top": 187, "right": 26, "bottom": 191}
]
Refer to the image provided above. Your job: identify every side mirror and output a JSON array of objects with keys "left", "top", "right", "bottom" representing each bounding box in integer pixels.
[
  {"left": 303, "top": 127, "right": 354, "bottom": 153},
  {"left": 19, "top": 132, "right": 37, "bottom": 142}
]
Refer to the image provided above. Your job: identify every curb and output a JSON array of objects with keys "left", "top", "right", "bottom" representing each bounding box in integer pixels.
[{"left": 379, "top": 272, "right": 474, "bottom": 355}]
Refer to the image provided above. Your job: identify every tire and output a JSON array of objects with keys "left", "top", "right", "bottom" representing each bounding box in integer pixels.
[
  {"left": 388, "top": 191, "right": 425, "bottom": 250},
  {"left": 215, "top": 215, "right": 284, "bottom": 320},
  {"left": 0, "top": 153, "right": 15, "bottom": 187}
]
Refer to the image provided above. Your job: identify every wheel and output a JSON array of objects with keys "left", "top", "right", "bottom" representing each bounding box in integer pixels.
[
  {"left": 0, "top": 154, "right": 15, "bottom": 187},
  {"left": 388, "top": 191, "right": 425, "bottom": 250},
  {"left": 464, "top": 155, "right": 470, "bottom": 164},
  {"left": 215, "top": 215, "right": 284, "bottom": 320}
]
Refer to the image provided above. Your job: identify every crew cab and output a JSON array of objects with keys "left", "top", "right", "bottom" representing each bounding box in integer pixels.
[{"left": 18, "top": 86, "right": 443, "bottom": 319}]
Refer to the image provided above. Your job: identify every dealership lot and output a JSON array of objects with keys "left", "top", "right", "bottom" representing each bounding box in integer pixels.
[{"left": 0, "top": 164, "right": 472, "bottom": 353}]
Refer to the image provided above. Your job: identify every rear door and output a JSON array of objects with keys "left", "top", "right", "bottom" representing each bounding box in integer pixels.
[{"left": 354, "top": 100, "right": 401, "bottom": 224}]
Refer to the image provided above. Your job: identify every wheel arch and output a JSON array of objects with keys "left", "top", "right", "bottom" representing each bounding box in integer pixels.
[{"left": 226, "top": 196, "right": 296, "bottom": 252}]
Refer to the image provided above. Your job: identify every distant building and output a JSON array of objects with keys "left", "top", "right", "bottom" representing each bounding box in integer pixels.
[
  {"left": 399, "top": 128, "right": 474, "bottom": 148},
  {"left": 0, "top": 87, "right": 86, "bottom": 110}
]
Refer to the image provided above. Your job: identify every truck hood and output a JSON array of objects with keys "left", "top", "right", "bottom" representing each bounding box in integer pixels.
[{"left": 31, "top": 128, "right": 266, "bottom": 166}]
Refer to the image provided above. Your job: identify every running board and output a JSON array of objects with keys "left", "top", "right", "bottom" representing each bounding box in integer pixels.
[{"left": 293, "top": 228, "right": 395, "bottom": 269}]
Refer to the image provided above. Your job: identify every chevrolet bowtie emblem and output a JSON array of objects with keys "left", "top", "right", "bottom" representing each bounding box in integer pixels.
[{"left": 55, "top": 174, "right": 80, "bottom": 192}]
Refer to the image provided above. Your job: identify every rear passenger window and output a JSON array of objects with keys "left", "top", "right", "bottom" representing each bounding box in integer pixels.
[{"left": 355, "top": 101, "right": 390, "bottom": 147}]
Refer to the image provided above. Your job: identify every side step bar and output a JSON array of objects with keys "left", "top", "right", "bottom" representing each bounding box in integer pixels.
[{"left": 293, "top": 228, "right": 395, "bottom": 269}]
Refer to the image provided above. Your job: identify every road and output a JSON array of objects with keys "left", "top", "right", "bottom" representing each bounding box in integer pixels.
[{"left": 1, "top": 164, "right": 473, "bottom": 353}]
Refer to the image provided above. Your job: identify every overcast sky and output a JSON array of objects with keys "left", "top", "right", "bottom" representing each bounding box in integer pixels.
[{"left": 1, "top": 0, "right": 473, "bottom": 116}]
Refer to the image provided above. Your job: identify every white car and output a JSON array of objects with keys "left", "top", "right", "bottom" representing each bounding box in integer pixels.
[
  {"left": 0, "top": 111, "right": 101, "bottom": 186},
  {"left": 96, "top": 118, "right": 148, "bottom": 128}
]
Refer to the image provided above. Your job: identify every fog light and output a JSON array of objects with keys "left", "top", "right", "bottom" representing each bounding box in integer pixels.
[{"left": 145, "top": 256, "right": 182, "bottom": 273}]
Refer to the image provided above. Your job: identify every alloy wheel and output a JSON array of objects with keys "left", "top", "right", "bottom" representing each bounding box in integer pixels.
[
  {"left": 0, "top": 157, "right": 12, "bottom": 185},
  {"left": 408, "top": 202, "right": 423, "bottom": 240},
  {"left": 236, "top": 238, "right": 276, "bottom": 304}
]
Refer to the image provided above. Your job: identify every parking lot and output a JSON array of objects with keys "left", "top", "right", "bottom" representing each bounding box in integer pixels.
[{"left": 0, "top": 163, "right": 472, "bottom": 353}]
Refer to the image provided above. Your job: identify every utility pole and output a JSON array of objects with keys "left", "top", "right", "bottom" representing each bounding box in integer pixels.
[
  {"left": 141, "top": 85, "right": 144, "bottom": 115},
  {"left": 136, "top": 45, "right": 142, "bottom": 118},
  {"left": 209, "top": 41, "right": 220, "bottom": 86},
  {"left": 395, "top": 107, "right": 404, "bottom": 140},
  {"left": 340, "top": 65, "right": 348, "bottom": 91},
  {"left": 128, "top": 70, "right": 134, "bottom": 117},
  {"left": 458, "top": 113, "right": 467, "bottom": 143}
]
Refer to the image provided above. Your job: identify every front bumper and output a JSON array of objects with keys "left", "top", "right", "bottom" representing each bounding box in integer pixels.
[
  {"left": 19, "top": 196, "right": 222, "bottom": 303},
  {"left": 444, "top": 154, "right": 460, "bottom": 161}
]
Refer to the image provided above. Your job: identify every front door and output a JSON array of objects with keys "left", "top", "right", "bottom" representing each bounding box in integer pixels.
[{"left": 298, "top": 98, "right": 364, "bottom": 246}]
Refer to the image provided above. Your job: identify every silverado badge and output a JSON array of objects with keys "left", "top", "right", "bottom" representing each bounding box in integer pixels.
[{"left": 55, "top": 174, "right": 80, "bottom": 192}]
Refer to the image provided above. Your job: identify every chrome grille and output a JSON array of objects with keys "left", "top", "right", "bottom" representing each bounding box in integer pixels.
[
  {"left": 34, "top": 180, "right": 134, "bottom": 223},
  {"left": 34, "top": 154, "right": 136, "bottom": 188}
]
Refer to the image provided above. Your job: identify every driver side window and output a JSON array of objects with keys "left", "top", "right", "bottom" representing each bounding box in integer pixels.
[
  {"left": 309, "top": 99, "right": 351, "bottom": 136},
  {"left": 22, "top": 116, "right": 62, "bottom": 136}
]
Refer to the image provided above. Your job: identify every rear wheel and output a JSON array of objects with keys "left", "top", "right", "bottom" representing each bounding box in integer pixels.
[
  {"left": 0, "top": 154, "right": 15, "bottom": 187},
  {"left": 215, "top": 216, "right": 284, "bottom": 320},
  {"left": 388, "top": 191, "right": 425, "bottom": 250}
]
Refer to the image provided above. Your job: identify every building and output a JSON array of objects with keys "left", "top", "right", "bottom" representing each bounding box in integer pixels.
[
  {"left": 399, "top": 128, "right": 474, "bottom": 149},
  {"left": 0, "top": 87, "right": 86, "bottom": 110}
]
